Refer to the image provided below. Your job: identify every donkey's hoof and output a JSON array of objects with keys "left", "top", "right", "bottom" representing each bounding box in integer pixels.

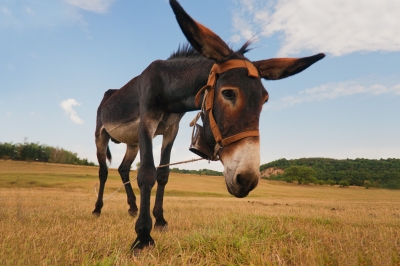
[
  {"left": 92, "top": 211, "right": 101, "bottom": 217},
  {"left": 128, "top": 209, "right": 138, "bottom": 217},
  {"left": 131, "top": 236, "right": 155, "bottom": 256},
  {"left": 132, "top": 246, "right": 153, "bottom": 258},
  {"left": 154, "top": 223, "right": 168, "bottom": 232},
  {"left": 132, "top": 248, "right": 142, "bottom": 258}
]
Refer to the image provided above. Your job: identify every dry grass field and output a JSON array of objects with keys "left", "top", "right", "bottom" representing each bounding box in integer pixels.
[{"left": 1, "top": 160, "right": 399, "bottom": 265}]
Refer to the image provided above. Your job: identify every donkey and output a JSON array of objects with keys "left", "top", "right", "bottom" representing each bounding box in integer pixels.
[{"left": 93, "top": 0, "right": 325, "bottom": 251}]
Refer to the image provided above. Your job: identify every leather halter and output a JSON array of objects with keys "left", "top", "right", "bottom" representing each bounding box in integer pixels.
[{"left": 190, "top": 59, "right": 260, "bottom": 159}]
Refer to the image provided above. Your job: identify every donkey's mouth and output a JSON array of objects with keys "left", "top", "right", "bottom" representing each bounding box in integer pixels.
[
  {"left": 226, "top": 184, "right": 250, "bottom": 198},
  {"left": 219, "top": 137, "right": 261, "bottom": 198},
  {"left": 225, "top": 174, "right": 258, "bottom": 198}
]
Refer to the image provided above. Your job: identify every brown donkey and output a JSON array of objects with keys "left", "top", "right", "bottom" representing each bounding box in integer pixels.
[{"left": 93, "top": 0, "right": 325, "bottom": 251}]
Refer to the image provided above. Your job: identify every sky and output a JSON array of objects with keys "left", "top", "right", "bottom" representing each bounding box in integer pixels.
[{"left": 1, "top": 0, "right": 399, "bottom": 172}]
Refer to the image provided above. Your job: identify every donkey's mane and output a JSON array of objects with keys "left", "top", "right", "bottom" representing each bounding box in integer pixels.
[
  {"left": 168, "top": 43, "right": 200, "bottom": 59},
  {"left": 168, "top": 40, "right": 254, "bottom": 60}
]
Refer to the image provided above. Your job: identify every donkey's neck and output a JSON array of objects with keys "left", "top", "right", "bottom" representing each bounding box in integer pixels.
[{"left": 161, "top": 58, "right": 213, "bottom": 113}]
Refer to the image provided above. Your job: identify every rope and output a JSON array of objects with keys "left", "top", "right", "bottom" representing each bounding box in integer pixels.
[
  {"left": 157, "top": 157, "right": 204, "bottom": 168},
  {"left": 94, "top": 180, "right": 133, "bottom": 201},
  {"left": 94, "top": 157, "right": 208, "bottom": 201}
]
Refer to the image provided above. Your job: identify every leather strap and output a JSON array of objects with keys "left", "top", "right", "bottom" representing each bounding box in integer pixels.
[
  {"left": 210, "top": 59, "right": 259, "bottom": 78},
  {"left": 195, "top": 59, "right": 259, "bottom": 107},
  {"left": 191, "top": 59, "right": 260, "bottom": 150},
  {"left": 220, "top": 130, "right": 259, "bottom": 147}
]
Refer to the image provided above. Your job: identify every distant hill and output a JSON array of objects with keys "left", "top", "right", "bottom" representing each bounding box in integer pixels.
[
  {"left": 260, "top": 158, "right": 400, "bottom": 189},
  {"left": 170, "top": 167, "right": 223, "bottom": 176},
  {"left": 0, "top": 141, "right": 96, "bottom": 166}
]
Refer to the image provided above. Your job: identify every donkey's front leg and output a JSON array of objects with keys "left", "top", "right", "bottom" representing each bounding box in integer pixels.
[
  {"left": 131, "top": 117, "right": 159, "bottom": 251},
  {"left": 153, "top": 123, "right": 180, "bottom": 230}
]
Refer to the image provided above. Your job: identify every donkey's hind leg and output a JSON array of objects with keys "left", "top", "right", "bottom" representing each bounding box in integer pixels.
[
  {"left": 153, "top": 123, "right": 180, "bottom": 231},
  {"left": 118, "top": 144, "right": 139, "bottom": 217},
  {"left": 93, "top": 128, "right": 110, "bottom": 217}
]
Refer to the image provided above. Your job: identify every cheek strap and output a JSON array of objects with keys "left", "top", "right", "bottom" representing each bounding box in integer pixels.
[{"left": 190, "top": 59, "right": 260, "bottom": 157}]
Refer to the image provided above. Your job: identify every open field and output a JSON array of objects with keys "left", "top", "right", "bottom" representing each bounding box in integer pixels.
[{"left": 1, "top": 160, "right": 400, "bottom": 265}]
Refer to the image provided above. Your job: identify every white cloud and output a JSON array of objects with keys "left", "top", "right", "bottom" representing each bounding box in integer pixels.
[
  {"left": 31, "top": 52, "right": 39, "bottom": 59},
  {"left": 6, "top": 112, "right": 12, "bottom": 117},
  {"left": 265, "top": 80, "right": 400, "bottom": 110},
  {"left": 7, "top": 64, "right": 15, "bottom": 71},
  {"left": 0, "top": 2, "right": 68, "bottom": 31},
  {"left": 23, "top": 6, "right": 34, "bottom": 15},
  {"left": 64, "top": 0, "right": 115, "bottom": 14},
  {"left": 60, "top": 98, "right": 84, "bottom": 125},
  {"left": 0, "top": 1, "right": 104, "bottom": 33},
  {"left": 1, "top": 6, "right": 11, "bottom": 15},
  {"left": 232, "top": 0, "right": 400, "bottom": 56},
  {"left": 30, "top": 112, "right": 42, "bottom": 119},
  {"left": 231, "top": 16, "right": 253, "bottom": 43}
]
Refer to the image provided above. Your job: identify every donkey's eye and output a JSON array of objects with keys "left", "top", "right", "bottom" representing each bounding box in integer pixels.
[{"left": 222, "top": 89, "right": 235, "bottom": 100}]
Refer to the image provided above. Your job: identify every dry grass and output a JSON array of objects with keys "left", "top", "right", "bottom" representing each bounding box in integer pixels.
[{"left": 1, "top": 160, "right": 399, "bottom": 265}]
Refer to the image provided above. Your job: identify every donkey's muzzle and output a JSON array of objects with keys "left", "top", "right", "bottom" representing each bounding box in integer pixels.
[{"left": 189, "top": 124, "right": 216, "bottom": 160}]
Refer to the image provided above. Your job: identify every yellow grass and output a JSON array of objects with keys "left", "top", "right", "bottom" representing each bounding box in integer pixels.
[{"left": 1, "top": 160, "right": 399, "bottom": 265}]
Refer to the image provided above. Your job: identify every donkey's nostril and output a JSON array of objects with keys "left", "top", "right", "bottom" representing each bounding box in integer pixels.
[
  {"left": 233, "top": 173, "right": 258, "bottom": 198},
  {"left": 236, "top": 174, "right": 246, "bottom": 187},
  {"left": 235, "top": 173, "right": 259, "bottom": 192}
]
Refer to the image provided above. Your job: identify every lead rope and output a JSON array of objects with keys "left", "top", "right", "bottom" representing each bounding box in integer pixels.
[{"left": 94, "top": 157, "right": 207, "bottom": 201}]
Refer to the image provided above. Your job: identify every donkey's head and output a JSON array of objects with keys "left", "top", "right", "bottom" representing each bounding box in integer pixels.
[{"left": 170, "top": 0, "right": 324, "bottom": 198}]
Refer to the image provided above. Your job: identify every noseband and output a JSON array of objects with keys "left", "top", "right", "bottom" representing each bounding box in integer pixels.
[{"left": 189, "top": 59, "right": 260, "bottom": 160}]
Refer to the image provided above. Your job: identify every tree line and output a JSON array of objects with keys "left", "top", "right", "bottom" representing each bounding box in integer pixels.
[
  {"left": 0, "top": 141, "right": 96, "bottom": 166},
  {"left": 134, "top": 162, "right": 223, "bottom": 177},
  {"left": 3, "top": 140, "right": 398, "bottom": 189},
  {"left": 260, "top": 158, "right": 400, "bottom": 189},
  {"left": 170, "top": 167, "right": 223, "bottom": 176}
]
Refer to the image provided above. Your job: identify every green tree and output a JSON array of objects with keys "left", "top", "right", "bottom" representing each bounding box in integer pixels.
[
  {"left": 284, "top": 166, "right": 316, "bottom": 185},
  {"left": 326, "top": 179, "right": 336, "bottom": 186},
  {"left": 339, "top": 180, "right": 350, "bottom": 188},
  {"left": 0, "top": 141, "right": 95, "bottom": 166},
  {"left": 260, "top": 157, "right": 400, "bottom": 189},
  {"left": 363, "top": 180, "right": 372, "bottom": 189}
]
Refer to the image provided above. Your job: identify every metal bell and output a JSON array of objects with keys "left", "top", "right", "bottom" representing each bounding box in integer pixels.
[{"left": 189, "top": 124, "right": 215, "bottom": 160}]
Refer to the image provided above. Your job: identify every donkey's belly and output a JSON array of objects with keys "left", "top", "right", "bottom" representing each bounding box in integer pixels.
[
  {"left": 104, "top": 119, "right": 140, "bottom": 145},
  {"left": 103, "top": 113, "right": 184, "bottom": 145}
]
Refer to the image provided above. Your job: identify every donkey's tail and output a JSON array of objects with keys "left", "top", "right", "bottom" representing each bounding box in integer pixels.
[{"left": 106, "top": 145, "right": 112, "bottom": 164}]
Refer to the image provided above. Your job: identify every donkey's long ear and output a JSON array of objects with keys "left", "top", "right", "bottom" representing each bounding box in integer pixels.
[
  {"left": 253, "top": 53, "right": 325, "bottom": 80},
  {"left": 170, "top": 0, "right": 232, "bottom": 61}
]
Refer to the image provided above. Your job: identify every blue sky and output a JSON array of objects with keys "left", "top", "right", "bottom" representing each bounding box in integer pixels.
[{"left": 1, "top": 0, "right": 399, "bottom": 171}]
